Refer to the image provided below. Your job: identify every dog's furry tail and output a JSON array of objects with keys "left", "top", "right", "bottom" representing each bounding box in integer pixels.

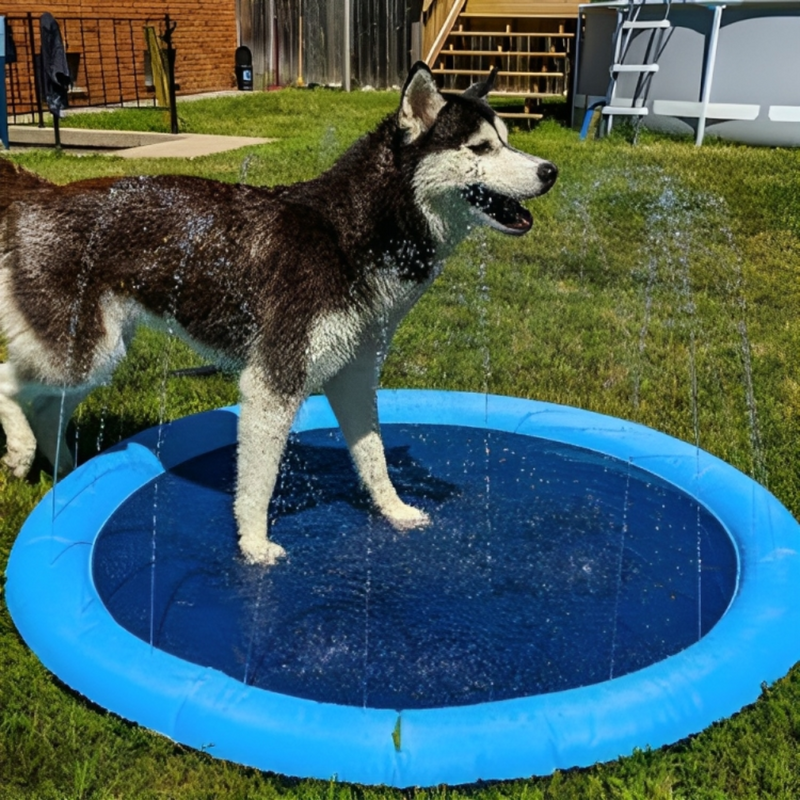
[{"left": 0, "top": 158, "right": 51, "bottom": 217}]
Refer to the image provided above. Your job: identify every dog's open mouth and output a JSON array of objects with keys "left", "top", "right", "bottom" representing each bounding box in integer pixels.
[{"left": 461, "top": 183, "right": 533, "bottom": 235}]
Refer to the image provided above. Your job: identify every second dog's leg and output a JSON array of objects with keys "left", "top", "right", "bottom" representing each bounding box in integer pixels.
[
  {"left": 0, "top": 363, "right": 37, "bottom": 478},
  {"left": 235, "top": 364, "right": 301, "bottom": 565},
  {"left": 324, "top": 341, "right": 429, "bottom": 529}
]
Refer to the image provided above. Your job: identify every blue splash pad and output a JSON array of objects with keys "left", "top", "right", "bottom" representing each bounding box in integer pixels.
[
  {"left": 7, "top": 391, "right": 800, "bottom": 787},
  {"left": 93, "top": 426, "right": 736, "bottom": 709}
]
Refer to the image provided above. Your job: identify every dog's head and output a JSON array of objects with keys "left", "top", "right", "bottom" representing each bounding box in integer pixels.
[{"left": 398, "top": 62, "right": 557, "bottom": 238}]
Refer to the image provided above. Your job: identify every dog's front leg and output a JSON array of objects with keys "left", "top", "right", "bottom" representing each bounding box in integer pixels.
[
  {"left": 324, "top": 339, "right": 429, "bottom": 530},
  {"left": 0, "top": 363, "right": 37, "bottom": 478},
  {"left": 235, "top": 363, "right": 301, "bottom": 565}
]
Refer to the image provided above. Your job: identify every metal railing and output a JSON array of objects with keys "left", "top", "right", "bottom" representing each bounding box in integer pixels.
[{"left": 3, "top": 13, "right": 162, "bottom": 124}]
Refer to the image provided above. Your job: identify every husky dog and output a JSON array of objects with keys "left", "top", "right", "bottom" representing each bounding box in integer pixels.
[{"left": 0, "top": 63, "right": 557, "bottom": 565}]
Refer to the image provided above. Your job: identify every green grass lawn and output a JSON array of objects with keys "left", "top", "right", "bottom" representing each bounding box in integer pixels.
[{"left": 2, "top": 90, "right": 800, "bottom": 799}]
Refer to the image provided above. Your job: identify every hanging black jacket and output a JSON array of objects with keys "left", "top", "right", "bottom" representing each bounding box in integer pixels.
[
  {"left": 39, "top": 12, "right": 71, "bottom": 116},
  {"left": 5, "top": 19, "right": 17, "bottom": 64}
]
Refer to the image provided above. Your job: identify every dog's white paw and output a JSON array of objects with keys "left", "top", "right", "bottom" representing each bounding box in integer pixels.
[
  {"left": 385, "top": 501, "right": 430, "bottom": 531},
  {"left": 2, "top": 447, "right": 35, "bottom": 479},
  {"left": 239, "top": 537, "right": 287, "bottom": 566}
]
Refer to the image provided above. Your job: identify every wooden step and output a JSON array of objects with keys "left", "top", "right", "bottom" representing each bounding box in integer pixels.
[
  {"left": 497, "top": 112, "right": 545, "bottom": 119},
  {"left": 442, "top": 48, "right": 569, "bottom": 57},
  {"left": 462, "top": 0, "right": 580, "bottom": 13},
  {"left": 440, "top": 88, "right": 565, "bottom": 99},
  {"left": 459, "top": 12, "right": 580, "bottom": 20},
  {"left": 433, "top": 68, "right": 565, "bottom": 78},
  {"left": 439, "top": 96, "right": 550, "bottom": 120},
  {"left": 448, "top": 29, "right": 575, "bottom": 38}
]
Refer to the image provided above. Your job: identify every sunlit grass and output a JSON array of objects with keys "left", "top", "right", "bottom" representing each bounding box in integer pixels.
[{"left": 2, "top": 90, "right": 800, "bottom": 799}]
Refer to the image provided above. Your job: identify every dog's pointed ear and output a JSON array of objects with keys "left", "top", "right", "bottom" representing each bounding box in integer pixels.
[
  {"left": 463, "top": 66, "right": 498, "bottom": 100},
  {"left": 398, "top": 62, "right": 446, "bottom": 143}
]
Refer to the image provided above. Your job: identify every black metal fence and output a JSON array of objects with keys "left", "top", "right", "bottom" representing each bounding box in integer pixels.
[{"left": 4, "top": 13, "right": 159, "bottom": 124}]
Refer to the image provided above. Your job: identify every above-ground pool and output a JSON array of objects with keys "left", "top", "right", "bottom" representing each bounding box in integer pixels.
[
  {"left": 7, "top": 390, "right": 800, "bottom": 787},
  {"left": 573, "top": 0, "right": 800, "bottom": 146}
]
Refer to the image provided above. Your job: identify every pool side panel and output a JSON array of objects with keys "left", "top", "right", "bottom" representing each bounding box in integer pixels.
[{"left": 575, "top": 0, "right": 800, "bottom": 146}]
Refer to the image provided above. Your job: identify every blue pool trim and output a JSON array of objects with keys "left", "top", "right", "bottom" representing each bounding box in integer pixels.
[{"left": 6, "top": 390, "right": 800, "bottom": 787}]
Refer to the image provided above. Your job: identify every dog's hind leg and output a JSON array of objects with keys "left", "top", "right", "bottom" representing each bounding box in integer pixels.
[
  {"left": 0, "top": 362, "right": 37, "bottom": 478},
  {"left": 234, "top": 363, "right": 302, "bottom": 566},
  {"left": 323, "top": 338, "right": 430, "bottom": 530}
]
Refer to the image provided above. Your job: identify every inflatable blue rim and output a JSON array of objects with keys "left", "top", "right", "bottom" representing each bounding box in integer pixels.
[{"left": 6, "top": 389, "right": 800, "bottom": 788}]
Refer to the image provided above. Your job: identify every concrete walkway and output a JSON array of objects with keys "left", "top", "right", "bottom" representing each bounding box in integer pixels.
[{"left": 7, "top": 125, "right": 272, "bottom": 158}]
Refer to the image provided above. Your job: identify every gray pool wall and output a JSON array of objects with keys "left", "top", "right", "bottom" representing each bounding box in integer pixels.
[{"left": 573, "top": 0, "right": 800, "bottom": 147}]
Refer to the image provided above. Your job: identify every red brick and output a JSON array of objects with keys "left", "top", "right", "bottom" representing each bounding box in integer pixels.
[{"left": 2, "top": 1, "right": 237, "bottom": 113}]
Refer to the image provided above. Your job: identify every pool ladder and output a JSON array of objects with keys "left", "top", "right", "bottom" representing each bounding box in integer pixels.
[{"left": 602, "top": 0, "right": 672, "bottom": 134}]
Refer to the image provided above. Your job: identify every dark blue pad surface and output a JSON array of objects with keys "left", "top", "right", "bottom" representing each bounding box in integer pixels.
[{"left": 93, "top": 424, "right": 737, "bottom": 710}]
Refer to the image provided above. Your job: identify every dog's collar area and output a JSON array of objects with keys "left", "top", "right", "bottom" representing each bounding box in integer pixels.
[{"left": 461, "top": 183, "right": 533, "bottom": 235}]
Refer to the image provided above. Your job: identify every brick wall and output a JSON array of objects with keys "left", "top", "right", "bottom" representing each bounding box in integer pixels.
[{"left": 2, "top": 1, "right": 238, "bottom": 116}]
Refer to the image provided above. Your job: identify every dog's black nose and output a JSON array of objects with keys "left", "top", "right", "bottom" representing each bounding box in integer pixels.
[{"left": 537, "top": 161, "right": 558, "bottom": 186}]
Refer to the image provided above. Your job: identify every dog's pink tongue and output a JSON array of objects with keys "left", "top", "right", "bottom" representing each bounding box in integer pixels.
[{"left": 508, "top": 207, "right": 533, "bottom": 233}]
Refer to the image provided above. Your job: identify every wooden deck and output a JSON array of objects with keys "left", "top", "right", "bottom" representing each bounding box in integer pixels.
[{"left": 462, "top": 0, "right": 580, "bottom": 17}]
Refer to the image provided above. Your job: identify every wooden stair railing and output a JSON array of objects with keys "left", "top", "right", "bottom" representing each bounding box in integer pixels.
[{"left": 423, "top": 0, "right": 469, "bottom": 67}]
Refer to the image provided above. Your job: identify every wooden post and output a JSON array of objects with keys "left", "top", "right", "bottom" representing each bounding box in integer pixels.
[
  {"left": 163, "top": 14, "right": 178, "bottom": 135},
  {"left": 343, "top": 0, "right": 351, "bottom": 91},
  {"left": 273, "top": 14, "right": 280, "bottom": 87},
  {"left": 297, "top": 13, "right": 304, "bottom": 86}
]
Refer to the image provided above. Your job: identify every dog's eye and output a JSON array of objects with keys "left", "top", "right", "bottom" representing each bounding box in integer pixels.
[{"left": 467, "top": 142, "right": 493, "bottom": 155}]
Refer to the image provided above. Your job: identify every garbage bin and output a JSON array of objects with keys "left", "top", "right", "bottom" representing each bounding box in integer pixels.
[{"left": 235, "top": 45, "right": 253, "bottom": 91}]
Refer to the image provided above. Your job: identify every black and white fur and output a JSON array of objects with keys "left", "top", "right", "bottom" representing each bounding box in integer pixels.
[{"left": 0, "top": 63, "right": 557, "bottom": 565}]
